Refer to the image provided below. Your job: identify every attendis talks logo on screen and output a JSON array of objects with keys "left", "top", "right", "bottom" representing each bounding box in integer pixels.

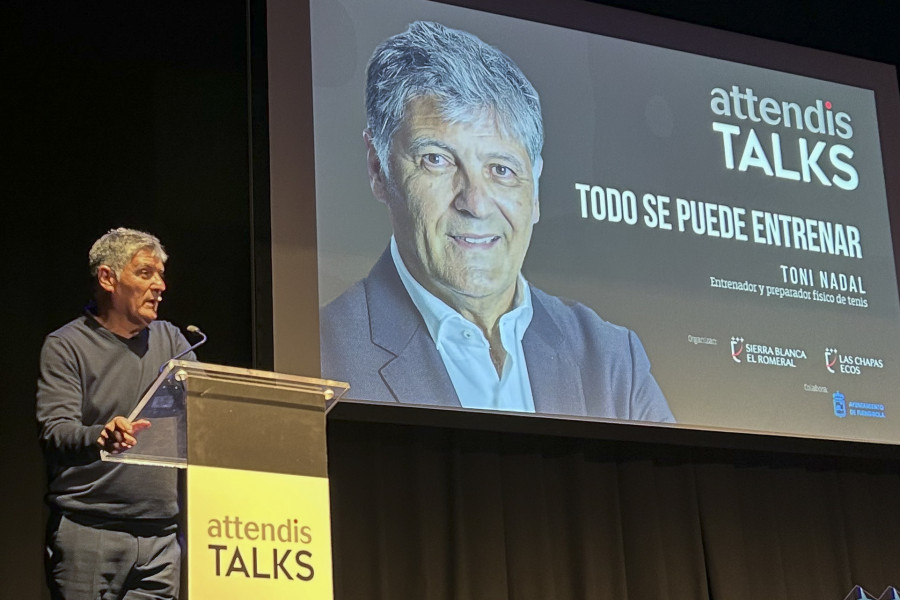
[{"left": 710, "top": 85, "right": 858, "bottom": 190}]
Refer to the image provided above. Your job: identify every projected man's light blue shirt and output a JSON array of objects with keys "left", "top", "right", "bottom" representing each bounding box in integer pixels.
[{"left": 390, "top": 237, "right": 536, "bottom": 413}]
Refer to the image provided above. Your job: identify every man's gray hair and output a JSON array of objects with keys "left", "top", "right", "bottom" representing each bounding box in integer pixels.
[
  {"left": 366, "top": 21, "right": 543, "bottom": 179},
  {"left": 88, "top": 227, "right": 167, "bottom": 276}
]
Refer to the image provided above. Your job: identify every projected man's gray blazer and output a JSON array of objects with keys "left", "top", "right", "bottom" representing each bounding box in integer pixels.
[{"left": 321, "top": 249, "right": 675, "bottom": 423}]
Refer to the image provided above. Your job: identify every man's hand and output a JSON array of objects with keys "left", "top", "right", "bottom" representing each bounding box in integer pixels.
[{"left": 96, "top": 416, "right": 151, "bottom": 454}]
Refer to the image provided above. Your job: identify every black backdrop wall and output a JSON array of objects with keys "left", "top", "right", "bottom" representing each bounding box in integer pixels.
[
  {"left": 4, "top": 1, "right": 900, "bottom": 599},
  {"left": 5, "top": 2, "right": 252, "bottom": 598}
]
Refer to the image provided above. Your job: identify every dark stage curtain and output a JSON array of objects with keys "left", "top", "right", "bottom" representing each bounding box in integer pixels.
[{"left": 328, "top": 420, "right": 899, "bottom": 600}]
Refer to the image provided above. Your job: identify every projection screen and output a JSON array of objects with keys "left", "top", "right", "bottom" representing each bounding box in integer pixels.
[{"left": 268, "top": 0, "right": 900, "bottom": 445}]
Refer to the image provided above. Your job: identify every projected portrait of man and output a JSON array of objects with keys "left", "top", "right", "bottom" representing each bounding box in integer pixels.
[{"left": 321, "top": 20, "right": 674, "bottom": 422}]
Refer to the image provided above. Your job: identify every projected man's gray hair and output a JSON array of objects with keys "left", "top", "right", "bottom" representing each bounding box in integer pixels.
[{"left": 365, "top": 21, "right": 543, "bottom": 180}]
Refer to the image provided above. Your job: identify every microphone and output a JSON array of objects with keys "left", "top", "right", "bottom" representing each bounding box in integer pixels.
[{"left": 160, "top": 325, "right": 208, "bottom": 372}]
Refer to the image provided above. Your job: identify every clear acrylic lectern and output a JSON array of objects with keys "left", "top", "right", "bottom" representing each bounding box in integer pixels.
[{"left": 102, "top": 360, "right": 349, "bottom": 600}]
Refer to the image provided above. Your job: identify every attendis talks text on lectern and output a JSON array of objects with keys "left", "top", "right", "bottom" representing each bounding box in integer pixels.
[{"left": 102, "top": 360, "right": 349, "bottom": 600}]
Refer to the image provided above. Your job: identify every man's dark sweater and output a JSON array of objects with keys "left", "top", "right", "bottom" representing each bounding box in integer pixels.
[{"left": 36, "top": 313, "right": 191, "bottom": 520}]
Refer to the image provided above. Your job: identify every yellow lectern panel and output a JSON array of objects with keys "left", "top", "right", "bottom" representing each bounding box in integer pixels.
[{"left": 187, "top": 465, "right": 333, "bottom": 599}]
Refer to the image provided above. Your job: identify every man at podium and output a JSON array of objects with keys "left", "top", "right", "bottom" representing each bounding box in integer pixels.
[
  {"left": 36, "top": 228, "right": 195, "bottom": 600},
  {"left": 321, "top": 21, "right": 674, "bottom": 423}
]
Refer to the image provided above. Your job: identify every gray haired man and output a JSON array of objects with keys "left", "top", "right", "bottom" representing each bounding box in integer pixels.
[
  {"left": 37, "top": 228, "right": 195, "bottom": 599},
  {"left": 321, "top": 21, "right": 674, "bottom": 422}
]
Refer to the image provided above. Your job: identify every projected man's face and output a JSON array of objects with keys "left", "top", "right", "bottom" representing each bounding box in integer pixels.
[{"left": 367, "top": 96, "right": 541, "bottom": 313}]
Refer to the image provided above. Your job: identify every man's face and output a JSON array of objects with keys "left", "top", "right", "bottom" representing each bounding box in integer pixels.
[
  {"left": 371, "top": 96, "right": 541, "bottom": 310},
  {"left": 108, "top": 248, "right": 166, "bottom": 329}
]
